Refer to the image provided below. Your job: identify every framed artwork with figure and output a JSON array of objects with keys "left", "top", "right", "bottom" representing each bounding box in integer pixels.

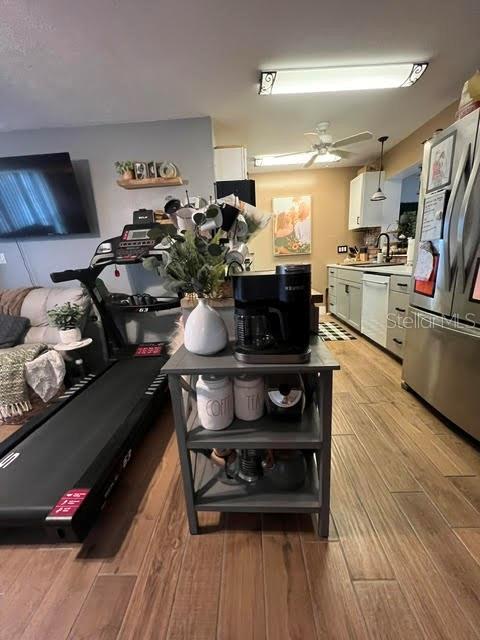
[
  {"left": 272, "top": 195, "right": 312, "bottom": 256},
  {"left": 426, "top": 131, "right": 456, "bottom": 193}
]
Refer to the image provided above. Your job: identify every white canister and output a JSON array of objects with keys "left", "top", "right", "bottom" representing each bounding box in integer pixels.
[
  {"left": 196, "top": 375, "right": 234, "bottom": 431},
  {"left": 234, "top": 375, "right": 264, "bottom": 421}
]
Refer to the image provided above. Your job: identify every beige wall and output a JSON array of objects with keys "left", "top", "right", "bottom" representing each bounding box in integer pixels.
[
  {"left": 383, "top": 102, "right": 457, "bottom": 178},
  {"left": 250, "top": 167, "right": 358, "bottom": 293}
]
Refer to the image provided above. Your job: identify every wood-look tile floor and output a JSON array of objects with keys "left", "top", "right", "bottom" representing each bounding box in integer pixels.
[{"left": 1, "top": 332, "right": 480, "bottom": 639}]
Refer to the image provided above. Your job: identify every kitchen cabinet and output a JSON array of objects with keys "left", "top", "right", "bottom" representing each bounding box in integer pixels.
[
  {"left": 335, "top": 270, "right": 363, "bottom": 331},
  {"left": 214, "top": 146, "right": 247, "bottom": 181},
  {"left": 348, "top": 172, "right": 402, "bottom": 230},
  {"left": 328, "top": 265, "right": 412, "bottom": 356},
  {"left": 327, "top": 267, "right": 337, "bottom": 313},
  {"left": 348, "top": 282, "right": 362, "bottom": 331},
  {"left": 386, "top": 275, "right": 411, "bottom": 358}
]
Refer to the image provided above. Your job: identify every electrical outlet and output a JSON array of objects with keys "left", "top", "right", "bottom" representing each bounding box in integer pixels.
[
  {"left": 337, "top": 245, "right": 348, "bottom": 254},
  {"left": 0, "top": 253, "right": 6, "bottom": 264}
]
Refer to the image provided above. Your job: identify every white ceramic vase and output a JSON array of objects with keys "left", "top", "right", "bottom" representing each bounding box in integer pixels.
[
  {"left": 59, "top": 328, "right": 81, "bottom": 344},
  {"left": 184, "top": 298, "right": 228, "bottom": 355}
]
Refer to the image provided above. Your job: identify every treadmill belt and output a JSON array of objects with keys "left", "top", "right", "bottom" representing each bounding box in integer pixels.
[{"left": 0, "top": 358, "right": 164, "bottom": 522}]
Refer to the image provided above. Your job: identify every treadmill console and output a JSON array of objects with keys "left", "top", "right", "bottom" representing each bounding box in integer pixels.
[
  {"left": 91, "top": 223, "right": 159, "bottom": 267},
  {"left": 117, "top": 226, "right": 157, "bottom": 262}
]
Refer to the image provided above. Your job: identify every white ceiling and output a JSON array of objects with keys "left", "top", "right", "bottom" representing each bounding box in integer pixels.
[{"left": 1, "top": 0, "right": 479, "bottom": 168}]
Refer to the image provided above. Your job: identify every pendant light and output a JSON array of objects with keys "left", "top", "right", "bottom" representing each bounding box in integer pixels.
[{"left": 370, "top": 136, "right": 388, "bottom": 201}]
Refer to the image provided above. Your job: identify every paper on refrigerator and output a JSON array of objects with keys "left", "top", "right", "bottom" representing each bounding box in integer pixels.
[{"left": 414, "top": 242, "right": 435, "bottom": 281}]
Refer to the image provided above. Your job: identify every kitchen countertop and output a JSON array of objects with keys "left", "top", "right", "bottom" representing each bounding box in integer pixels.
[{"left": 327, "top": 263, "right": 412, "bottom": 277}]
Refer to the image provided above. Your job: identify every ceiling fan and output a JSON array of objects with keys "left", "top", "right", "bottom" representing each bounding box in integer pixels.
[{"left": 276, "top": 122, "right": 373, "bottom": 168}]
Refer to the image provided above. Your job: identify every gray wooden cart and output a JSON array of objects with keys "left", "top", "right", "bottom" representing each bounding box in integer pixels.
[{"left": 162, "top": 340, "right": 339, "bottom": 537}]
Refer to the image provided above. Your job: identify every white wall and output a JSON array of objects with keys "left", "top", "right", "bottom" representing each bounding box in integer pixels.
[{"left": 0, "top": 117, "right": 215, "bottom": 296}]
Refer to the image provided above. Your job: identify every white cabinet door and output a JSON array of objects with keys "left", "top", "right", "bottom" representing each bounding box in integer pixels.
[
  {"left": 214, "top": 147, "right": 247, "bottom": 181},
  {"left": 348, "top": 283, "right": 362, "bottom": 331},
  {"left": 349, "top": 172, "right": 401, "bottom": 230},
  {"left": 336, "top": 279, "right": 349, "bottom": 321},
  {"left": 349, "top": 174, "right": 364, "bottom": 230}
]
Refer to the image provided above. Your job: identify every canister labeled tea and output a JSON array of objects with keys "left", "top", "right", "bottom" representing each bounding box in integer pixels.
[{"left": 234, "top": 375, "right": 264, "bottom": 421}]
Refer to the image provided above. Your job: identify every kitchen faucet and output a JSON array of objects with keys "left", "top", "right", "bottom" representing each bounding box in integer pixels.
[{"left": 375, "top": 233, "right": 391, "bottom": 263}]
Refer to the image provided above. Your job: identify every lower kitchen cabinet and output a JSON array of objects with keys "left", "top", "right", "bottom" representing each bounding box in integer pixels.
[
  {"left": 336, "top": 272, "right": 363, "bottom": 331},
  {"left": 386, "top": 278, "right": 410, "bottom": 359},
  {"left": 328, "top": 267, "right": 412, "bottom": 359},
  {"left": 348, "top": 282, "right": 362, "bottom": 331}
]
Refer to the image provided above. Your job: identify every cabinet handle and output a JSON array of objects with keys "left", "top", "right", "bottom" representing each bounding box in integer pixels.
[
  {"left": 331, "top": 285, "right": 335, "bottom": 289},
  {"left": 395, "top": 307, "right": 406, "bottom": 313},
  {"left": 345, "top": 284, "right": 349, "bottom": 293},
  {"left": 397, "top": 283, "right": 408, "bottom": 288},
  {"left": 393, "top": 338, "right": 403, "bottom": 345},
  {"left": 357, "top": 216, "right": 360, "bottom": 225}
]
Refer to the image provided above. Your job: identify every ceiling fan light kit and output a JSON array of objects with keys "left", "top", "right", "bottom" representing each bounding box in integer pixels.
[
  {"left": 254, "top": 122, "right": 373, "bottom": 169},
  {"left": 370, "top": 135, "right": 388, "bottom": 201},
  {"left": 259, "top": 63, "right": 428, "bottom": 95}
]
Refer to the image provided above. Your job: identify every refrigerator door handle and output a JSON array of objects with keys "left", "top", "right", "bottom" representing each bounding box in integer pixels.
[
  {"left": 457, "top": 143, "right": 480, "bottom": 292},
  {"left": 442, "top": 143, "right": 470, "bottom": 290}
]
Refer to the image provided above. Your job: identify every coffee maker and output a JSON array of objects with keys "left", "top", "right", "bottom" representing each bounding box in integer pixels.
[{"left": 232, "top": 264, "right": 311, "bottom": 363}]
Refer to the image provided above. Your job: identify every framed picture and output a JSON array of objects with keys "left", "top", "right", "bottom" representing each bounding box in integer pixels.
[
  {"left": 426, "top": 131, "right": 456, "bottom": 193},
  {"left": 147, "top": 161, "right": 157, "bottom": 178},
  {"left": 272, "top": 195, "right": 311, "bottom": 256},
  {"left": 469, "top": 258, "right": 480, "bottom": 303},
  {"left": 134, "top": 161, "right": 148, "bottom": 180}
]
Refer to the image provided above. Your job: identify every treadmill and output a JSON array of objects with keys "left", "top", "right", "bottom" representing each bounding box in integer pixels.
[{"left": 0, "top": 221, "right": 180, "bottom": 542}]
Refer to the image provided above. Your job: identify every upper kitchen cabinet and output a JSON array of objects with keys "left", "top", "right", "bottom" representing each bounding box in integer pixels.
[
  {"left": 214, "top": 146, "right": 248, "bottom": 181},
  {"left": 348, "top": 171, "right": 401, "bottom": 230}
]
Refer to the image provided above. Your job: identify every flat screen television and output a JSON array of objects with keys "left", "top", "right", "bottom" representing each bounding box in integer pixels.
[{"left": 0, "top": 152, "right": 91, "bottom": 239}]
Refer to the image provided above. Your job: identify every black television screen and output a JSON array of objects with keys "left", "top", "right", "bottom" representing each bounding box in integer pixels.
[{"left": 0, "top": 152, "right": 91, "bottom": 239}]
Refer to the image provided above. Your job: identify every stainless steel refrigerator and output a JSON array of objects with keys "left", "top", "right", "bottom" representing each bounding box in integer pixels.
[{"left": 403, "top": 108, "right": 480, "bottom": 442}]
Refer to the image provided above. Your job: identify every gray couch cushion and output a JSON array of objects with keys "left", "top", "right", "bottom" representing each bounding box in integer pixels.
[
  {"left": 21, "top": 287, "right": 90, "bottom": 346},
  {"left": 0, "top": 314, "right": 30, "bottom": 348}
]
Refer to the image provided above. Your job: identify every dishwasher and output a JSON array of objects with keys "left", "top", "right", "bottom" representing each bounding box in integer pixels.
[{"left": 361, "top": 273, "right": 390, "bottom": 347}]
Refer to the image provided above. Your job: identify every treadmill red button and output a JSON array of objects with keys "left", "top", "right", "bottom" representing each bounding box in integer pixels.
[{"left": 49, "top": 489, "right": 90, "bottom": 518}]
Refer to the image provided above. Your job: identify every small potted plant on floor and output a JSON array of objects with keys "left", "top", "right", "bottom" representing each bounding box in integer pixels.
[
  {"left": 47, "top": 302, "right": 83, "bottom": 344},
  {"left": 114, "top": 160, "right": 134, "bottom": 181}
]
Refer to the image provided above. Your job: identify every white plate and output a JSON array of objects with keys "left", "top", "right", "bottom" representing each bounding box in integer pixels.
[{"left": 54, "top": 338, "right": 93, "bottom": 352}]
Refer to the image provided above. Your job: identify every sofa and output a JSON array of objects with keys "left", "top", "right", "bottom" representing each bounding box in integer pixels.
[{"left": 18, "top": 286, "right": 91, "bottom": 346}]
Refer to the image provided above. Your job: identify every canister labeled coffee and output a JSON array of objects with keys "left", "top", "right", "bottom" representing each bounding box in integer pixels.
[{"left": 196, "top": 375, "right": 234, "bottom": 430}]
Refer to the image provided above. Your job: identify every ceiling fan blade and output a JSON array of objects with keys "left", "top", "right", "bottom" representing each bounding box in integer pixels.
[
  {"left": 304, "top": 132, "right": 319, "bottom": 138},
  {"left": 304, "top": 153, "right": 319, "bottom": 168},
  {"left": 331, "top": 131, "right": 373, "bottom": 148},
  {"left": 333, "top": 149, "right": 355, "bottom": 159},
  {"left": 274, "top": 150, "right": 308, "bottom": 157}
]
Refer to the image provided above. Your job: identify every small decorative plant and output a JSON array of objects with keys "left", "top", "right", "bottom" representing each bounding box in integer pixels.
[
  {"left": 144, "top": 226, "right": 227, "bottom": 298},
  {"left": 114, "top": 161, "right": 134, "bottom": 179},
  {"left": 47, "top": 302, "right": 83, "bottom": 330}
]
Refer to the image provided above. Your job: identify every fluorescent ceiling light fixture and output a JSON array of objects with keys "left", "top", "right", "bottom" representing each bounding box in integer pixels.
[
  {"left": 254, "top": 152, "right": 341, "bottom": 167},
  {"left": 259, "top": 63, "right": 428, "bottom": 95}
]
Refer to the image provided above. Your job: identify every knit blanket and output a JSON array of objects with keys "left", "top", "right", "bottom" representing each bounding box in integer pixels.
[
  {"left": 0, "top": 344, "right": 47, "bottom": 419},
  {"left": 0, "top": 287, "right": 36, "bottom": 316}
]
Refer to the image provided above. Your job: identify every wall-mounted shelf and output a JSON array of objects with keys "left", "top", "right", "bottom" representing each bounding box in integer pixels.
[{"left": 117, "top": 177, "right": 183, "bottom": 190}]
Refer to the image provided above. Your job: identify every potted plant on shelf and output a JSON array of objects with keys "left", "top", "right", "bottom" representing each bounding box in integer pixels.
[
  {"left": 144, "top": 225, "right": 228, "bottom": 355},
  {"left": 114, "top": 161, "right": 134, "bottom": 181},
  {"left": 47, "top": 302, "right": 83, "bottom": 344},
  {"left": 142, "top": 194, "right": 271, "bottom": 355}
]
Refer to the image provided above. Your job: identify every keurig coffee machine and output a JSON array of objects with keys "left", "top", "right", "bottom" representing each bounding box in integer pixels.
[{"left": 232, "top": 264, "right": 311, "bottom": 363}]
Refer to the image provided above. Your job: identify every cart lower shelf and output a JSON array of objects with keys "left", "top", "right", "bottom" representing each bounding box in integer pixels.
[{"left": 193, "top": 452, "right": 321, "bottom": 513}]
